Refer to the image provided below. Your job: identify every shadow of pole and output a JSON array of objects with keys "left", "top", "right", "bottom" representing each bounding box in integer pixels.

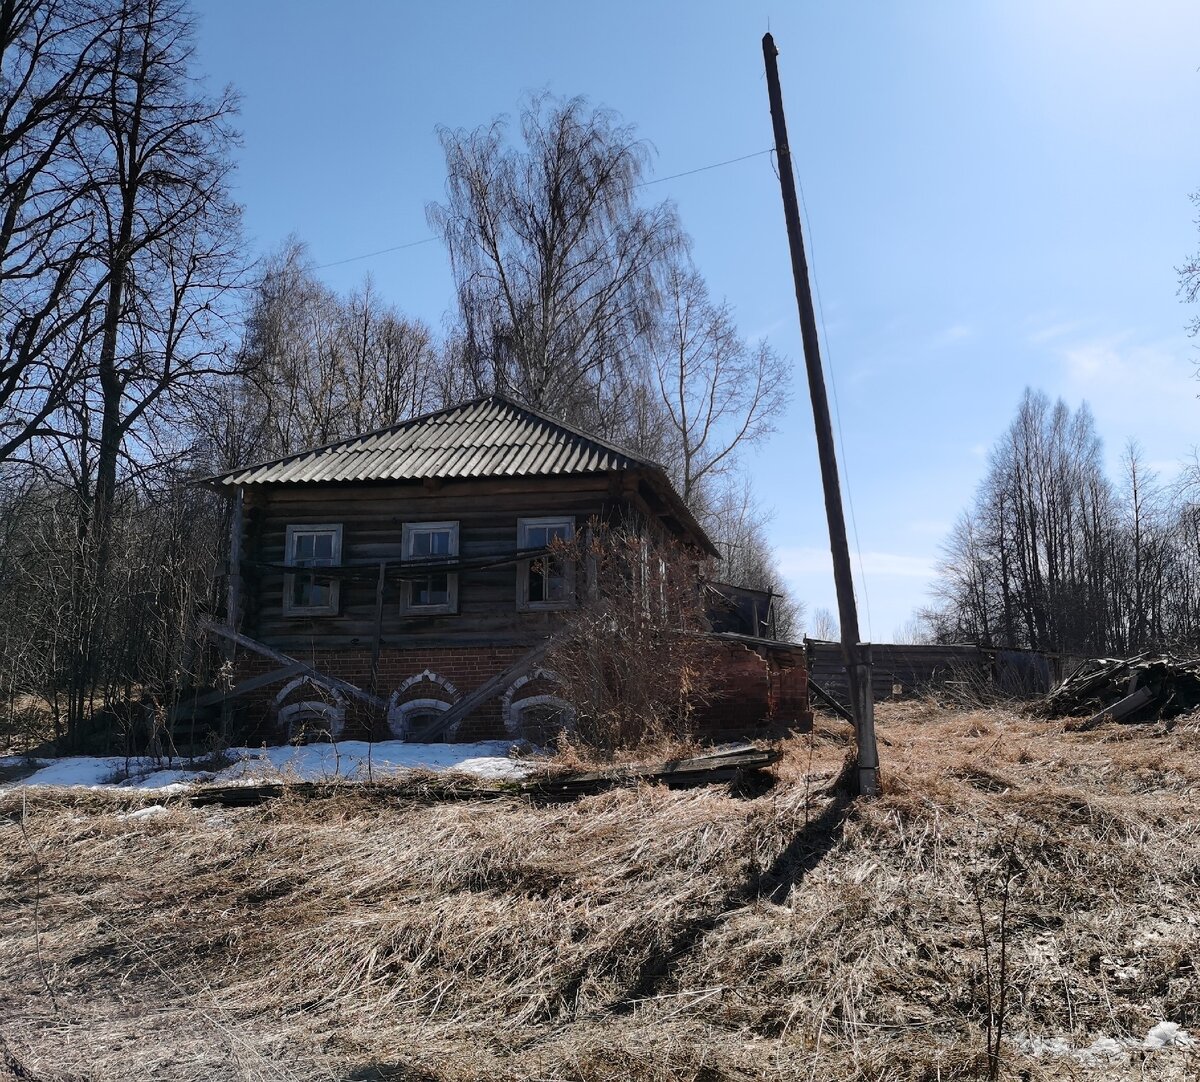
[
  {"left": 609, "top": 760, "right": 856, "bottom": 1012},
  {"left": 754, "top": 763, "right": 854, "bottom": 904}
]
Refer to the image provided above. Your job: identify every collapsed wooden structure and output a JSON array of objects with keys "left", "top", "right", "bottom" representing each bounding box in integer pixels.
[
  {"left": 185, "top": 744, "right": 782, "bottom": 808},
  {"left": 1037, "top": 653, "right": 1200, "bottom": 726}
]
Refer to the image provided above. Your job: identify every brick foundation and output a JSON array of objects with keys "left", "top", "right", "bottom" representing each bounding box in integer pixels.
[
  {"left": 695, "top": 638, "right": 811, "bottom": 742},
  {"left": 232, "top": 636, "right": 810, "bottom": 746}
]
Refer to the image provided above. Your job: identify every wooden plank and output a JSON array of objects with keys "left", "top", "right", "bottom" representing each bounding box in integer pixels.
[
  {"left": 185, "top": 743, "right": 781, "bottom": 807},
  {"left": 807, "top": 678, "right": 854, "bottom": 722},
  {"left": 409, "top": 641, "right": 549, "bottom": 741},
  {"left": 201, "top": 620, "right": 388, "bottom": 712},
  {"left": 171, "top": 662, "right": 309, "bottom": 719},
  {"left": 227, "top": 488, "right": 244, "bottom": 633},
  {"left": 1083, "top": 685, "right": 1155, "bottom": 728}
]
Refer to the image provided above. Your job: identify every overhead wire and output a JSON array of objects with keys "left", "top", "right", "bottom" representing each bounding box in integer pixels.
[
  {"left": 791, "top": 161, "right": 874, "bottom": 641},
  {"left": 309, "top": 148, "right": 775, "bottom": 270}
]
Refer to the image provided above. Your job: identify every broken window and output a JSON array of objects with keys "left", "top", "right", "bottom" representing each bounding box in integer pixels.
[{"left": 517, "top": 517, "right": 575, "bottom": 610}]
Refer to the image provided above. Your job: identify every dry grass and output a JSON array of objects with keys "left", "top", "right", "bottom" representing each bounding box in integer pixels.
[{"left": 1, "top": 703, "right": 1199, "bottom": 1080}]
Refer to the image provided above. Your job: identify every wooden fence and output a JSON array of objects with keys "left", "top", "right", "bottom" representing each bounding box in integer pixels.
[{"left": 804, "top": 640, "right": 1059, "bottom": 708}]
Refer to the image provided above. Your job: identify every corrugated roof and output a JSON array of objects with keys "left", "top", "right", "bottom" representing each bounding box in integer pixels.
[
  {"left": 202, "top": 395, "right": 718, "bottom": 556},
  {"left": 205, "top": 395, "right": 659, "bottom": 487}
]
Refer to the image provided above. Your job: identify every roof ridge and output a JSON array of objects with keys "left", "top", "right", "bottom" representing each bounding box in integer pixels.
[{"left": 487, "top": 393, "right": 666, "bottom": 472}]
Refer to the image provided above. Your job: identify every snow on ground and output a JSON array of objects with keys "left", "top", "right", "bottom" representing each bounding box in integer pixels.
[
  {"left": 1017, "top": 1022, "right": 1193, "bottom": 1061},
  {"left": 0, "top": 739, "right": 536, "bottom": 794}
]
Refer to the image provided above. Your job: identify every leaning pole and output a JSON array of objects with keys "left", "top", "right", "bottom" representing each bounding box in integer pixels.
[{"left": 761, "top": 31, "right": 879, "bottom": 797}]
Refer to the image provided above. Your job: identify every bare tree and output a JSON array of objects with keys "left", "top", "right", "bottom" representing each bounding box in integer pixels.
[
  {"left": 807, "top": 607, "right": 839, "bottom": 641},
  {"left": 0, "top": 0, "right": 118, "bottom": 463},
  {"left": 79, "top": 0, "right": 243, "bottom": 548},
  {"left": 649, "top": 264, "right": 789, "bottom": 506},
  {"left": 700, "top": 477, "right": 801, "bottom": 639},
  {"left": 427, "top": 93, "right": 683, "bottom": 438},
  {"left": 225, "top": 239, "right": 443, "bottom": 466}
]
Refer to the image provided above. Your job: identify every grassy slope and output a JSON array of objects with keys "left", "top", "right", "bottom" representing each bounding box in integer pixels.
[{"left": 1, "top": 702, "right": 1198, "bottom": 1081}]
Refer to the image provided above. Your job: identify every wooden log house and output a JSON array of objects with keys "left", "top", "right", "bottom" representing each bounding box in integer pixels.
[{"left": 203, "top": 395, "right": 809, "bottom": 743}]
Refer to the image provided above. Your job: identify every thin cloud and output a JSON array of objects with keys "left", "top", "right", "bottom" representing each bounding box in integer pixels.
[
  {"left": 1027, "top": 320, "right": 1082, "bottom": 345},
  {"left": 1047, "top": 333, "right": 1198, "bottom": 475}
]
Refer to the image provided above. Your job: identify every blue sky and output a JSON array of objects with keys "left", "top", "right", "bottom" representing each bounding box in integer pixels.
[{"left": 194, "top": 1, "right": 1200, "bottom": 640}]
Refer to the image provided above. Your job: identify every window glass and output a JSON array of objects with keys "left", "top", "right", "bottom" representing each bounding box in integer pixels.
[
  {"left": 404, "top": 523, "right": 459, "bottom": 612},
  {"left": 287, "top": 527, "right": 339, "bottom": 612},
  {"left": 519, "top": 519, "right": 574, "bottom": 606}
]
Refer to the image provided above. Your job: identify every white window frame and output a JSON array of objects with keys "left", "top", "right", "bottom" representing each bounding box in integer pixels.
[
  {"left": 516, "top": 516, "right": 576, "bottom": 611},
  {"left": 401, "top": 521, "right": 460, "bottom": 615},
  {"left": 283, "top": 524, "right": 343, "bottom": 616}
]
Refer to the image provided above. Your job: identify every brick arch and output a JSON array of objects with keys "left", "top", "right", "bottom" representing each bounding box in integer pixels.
[
  {"left": 396, "top": 668, "right": 460, "bottom": 699},
  {"left": 502, "top": 669, "right": 573, "bottom": 737},
  {"left": 388, "top": 669, "right": 461, "bottom": 740},
  {"left": 274, "top": 676, "right": 346, "bottom": 741}
]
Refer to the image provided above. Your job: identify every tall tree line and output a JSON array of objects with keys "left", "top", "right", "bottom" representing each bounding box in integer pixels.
[
  {"left": 1, "top": 0, "right": 243, "bottom": 746},
  {"left": 925, "top": 389, "right": 1200, "bottom": 657}
]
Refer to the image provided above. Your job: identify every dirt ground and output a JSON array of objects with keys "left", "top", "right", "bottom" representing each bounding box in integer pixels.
[{"left": 1, "top": 700, "right": 1198, "bottom": 1081}]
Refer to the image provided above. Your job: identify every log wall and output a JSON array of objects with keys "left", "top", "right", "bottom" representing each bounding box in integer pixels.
[{"left": 238, "top": 474, "right": 626, "bottom": 651}]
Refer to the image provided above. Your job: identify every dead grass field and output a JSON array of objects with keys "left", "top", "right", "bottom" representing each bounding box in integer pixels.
[{"left": 1, "top": 702, "right": 1199, "bottom": 1081}]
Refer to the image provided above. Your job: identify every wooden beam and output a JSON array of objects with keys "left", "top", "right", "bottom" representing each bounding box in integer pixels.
[
  {"left": 170, "top": 663, "right": 309, "bottom": 719},
  {"left": 201, "top": 620, "right": 388, "bottom": 712},
  {"left": 226, "top": 487, "right": 244, "bottom": 634},
  {"left": 410, "top": 641, "right": 549, "bottom": 742},
  {"left": 807, "top": 678, "right": 854, "bottom": 723},
  {"left": 1084, "top": 685, "right": 1155, "bottom": 729}
]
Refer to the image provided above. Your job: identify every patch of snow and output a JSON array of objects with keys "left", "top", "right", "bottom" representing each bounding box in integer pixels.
[
  {"left": 1145, "top": 1022, "right": 1192, "bottom": 1049},
  {"left": 0, "top": 739, "right": 538, "bottom": 795},
  {"left": 119, "top": 804, "right": 169, "bottom": 821},
  {"left": 9, "top": 755, "right": 128, "bottom": 788},
  {"left": 1018, "top": 1036, "right": 1074, "bottom": 1058},
  {"left": 1017, "top": 1024, "right": 1193, "bottom": 1061},
  {"left": 212, "top": 739, "right": 534, "bottom": 784},
  {"left": 125, "top": 769, "right": 213, "bottom": 790},
  {"left": 0, "top": 755, "right": 51, "bottom": 770},
  {"left": 1082, "top": 1037, "right": 1125, "bottom": 1059}
]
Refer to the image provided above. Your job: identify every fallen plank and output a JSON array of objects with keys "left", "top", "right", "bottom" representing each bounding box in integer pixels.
[
  {"left": 807, "top": 678, "right": 854, "bottom": 723},
  {"left": 200, "top": 620, "right": 387, "bottom": 712},
  {"left": 527, "top": 746, "right": 781, "bottom": 800},
  {"left": 184, "top": 743, "right": 781, "bottom": 808},
  {"left": 1082, "top": 685, "right": 1156, "bottom": 729}
]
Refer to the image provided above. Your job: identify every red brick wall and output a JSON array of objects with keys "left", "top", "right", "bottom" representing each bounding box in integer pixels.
[
  {"left": 694, "top": 639, "right": 811, "bottom": 742},
  {"left": 232, "top": 636, "right": 809, "bottom": 746},
  {"left": 232, "top": 645, "right": 530, "bottom": 743}
]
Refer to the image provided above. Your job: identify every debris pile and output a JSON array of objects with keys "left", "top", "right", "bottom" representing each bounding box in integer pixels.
[{"left": 1038, "top": 653, "right": 1200, "bottom": 725}]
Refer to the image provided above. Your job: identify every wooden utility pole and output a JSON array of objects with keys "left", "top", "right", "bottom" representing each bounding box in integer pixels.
[{"left": 762, "top": 31, "right": 879, "bottom": 797}]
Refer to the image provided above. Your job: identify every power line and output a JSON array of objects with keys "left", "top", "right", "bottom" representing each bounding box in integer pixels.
[
  {"left": 635, "top": 147, "right": 774, "bottom": 188},
  {"left": 314, "top": 235, "right": 439, "bottom": 270},
  {"left": 310, "top": 147, "right": 776, "bottom": 271},
  {"left": 793, "top": 161, "right": 874, "bottom": 641}
]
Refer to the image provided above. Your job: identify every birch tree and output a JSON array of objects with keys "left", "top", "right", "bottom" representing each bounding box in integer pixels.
[{"left": 428, "top": 93, "right": 683, "bottom": 438}]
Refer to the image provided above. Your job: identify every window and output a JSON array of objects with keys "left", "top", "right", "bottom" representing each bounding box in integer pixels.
[
  {"left": 517, "top": 517, "right": 575, "bottom": 610},
  {"left": 284, "top": 524, "right": 342, "bottom": 615},
  {"left": 401, "top": 521, "right": 459, "bottom": 614}
]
